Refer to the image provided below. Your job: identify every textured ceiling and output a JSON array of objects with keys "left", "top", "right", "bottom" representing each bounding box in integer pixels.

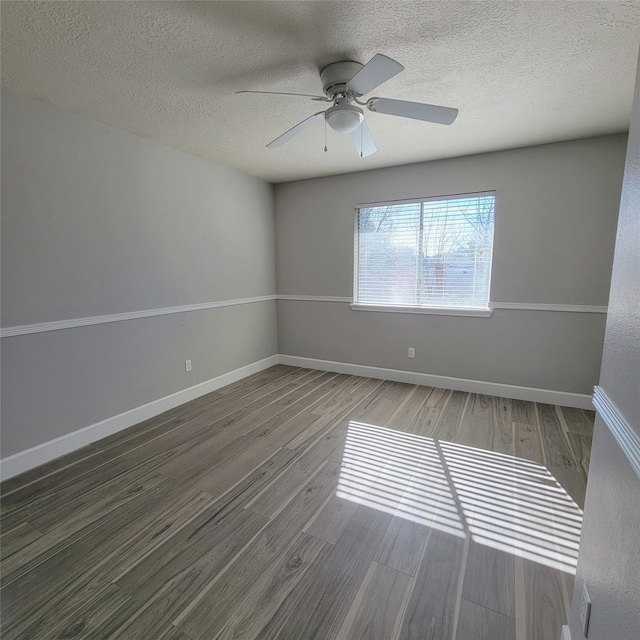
[{"left": 2, "top": 1, "right": 640, "bottom": 183}]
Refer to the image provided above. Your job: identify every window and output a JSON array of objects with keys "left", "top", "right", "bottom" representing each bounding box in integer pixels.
[{"left": 354, "top": 192, "right": 495, "bottom": 313}]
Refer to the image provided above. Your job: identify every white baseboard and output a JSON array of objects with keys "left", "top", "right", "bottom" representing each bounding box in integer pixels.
[
  {"left": 0, "top": 355, "right": 279, "bottom": 481},
  {"left": 278, "top": 354, "right": 594, "bottom": 410},
  {"left": 0, "top": 352, "right": 593, "bottom": 482}
]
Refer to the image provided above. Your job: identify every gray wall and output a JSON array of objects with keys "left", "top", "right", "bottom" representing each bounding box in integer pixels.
[
  {"left": 275, "top": 135, "right": 627, "bottom": 394},
  {"left": 568, "top": 57, "right": 640, "bottom": 639},
  {"left": 1, "top": 92, "right": 277, "bottom": 456}
]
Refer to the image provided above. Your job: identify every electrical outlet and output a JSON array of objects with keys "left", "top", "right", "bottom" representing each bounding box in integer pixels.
[
  {"left": 185, "top": 359, "right": 192, "bottom": 372},
  {"left": 580, "top": 583, "right": 591, "bottom": 637},
  {"left": 408, "top": 347, "right": 415, "bottom": 358}
]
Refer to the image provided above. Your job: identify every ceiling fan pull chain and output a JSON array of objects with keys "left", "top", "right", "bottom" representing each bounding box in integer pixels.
[
  {"left": 360, "top": 120, "right": 363, "bottom": 157},
  {"left": 324, "top": 118, "right": 328, "bottom": 152}
]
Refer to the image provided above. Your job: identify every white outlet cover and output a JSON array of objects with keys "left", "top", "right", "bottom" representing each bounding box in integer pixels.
[
  {"left": 185, "top": 359, "right": 192, "bottom": 372},
  {"left": 408, "top": 348, "right": 415, "bottom": 358},
  {"left": 580, "top": 583, "right": 591, "bottom": 637}
]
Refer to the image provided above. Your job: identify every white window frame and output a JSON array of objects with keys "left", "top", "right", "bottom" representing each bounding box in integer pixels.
[{"left": 352, "top": 191, "right": 496, "bottom": 317}]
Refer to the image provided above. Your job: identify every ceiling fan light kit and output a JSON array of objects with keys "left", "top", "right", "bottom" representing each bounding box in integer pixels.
[
  {"left": 238, "top": 53, "right": 459, "bottom": 157},
  {"left": 325, "top": 103, "right": 364, "bottom": 133}
]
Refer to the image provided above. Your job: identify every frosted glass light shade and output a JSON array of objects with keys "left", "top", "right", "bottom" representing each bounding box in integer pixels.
[{"left": 325, "top": 105, "right": 364, "bottom": 133}]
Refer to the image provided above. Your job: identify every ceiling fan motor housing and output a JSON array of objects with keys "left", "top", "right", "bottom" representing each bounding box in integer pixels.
[{"left": 320, "top": 60, "right": 363, "bottom": 97}]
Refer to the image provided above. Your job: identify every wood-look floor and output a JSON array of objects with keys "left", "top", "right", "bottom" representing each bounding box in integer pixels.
[{"left": 0, "top": 365, "right": 594, "bottom": 640}]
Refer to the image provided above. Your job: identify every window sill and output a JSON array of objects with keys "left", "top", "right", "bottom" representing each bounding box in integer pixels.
[{"left": 349, "top": 303, "right": 493, "bottom": 317}]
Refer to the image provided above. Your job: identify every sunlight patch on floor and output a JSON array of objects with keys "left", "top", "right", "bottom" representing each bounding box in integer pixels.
[{"left": 336, "top": 421, "right": 583, "bottom": 573}]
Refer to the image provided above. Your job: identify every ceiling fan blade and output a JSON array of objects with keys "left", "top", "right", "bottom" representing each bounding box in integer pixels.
[
  {"left": 349, "top": 121, "right": 377, "bottom": 157},
  {"left": 266, "top": 112, "right": 325, "bottom": 148},
  {"left": 368, "top": 98, "right": 458, "bottom": 125},
  {"left": 237, "top": 90, "right": 330, "bottom": 102},
  {"left": 347, "top": 54, "right": 404, "bottom": 96}
]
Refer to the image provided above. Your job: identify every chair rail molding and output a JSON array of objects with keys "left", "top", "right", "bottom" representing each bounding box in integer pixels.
[
  {"left": 0, "top": 295, "right": 277, "bottom": 338},
  {"left": 1, "top": 296, "right": 608, "bottom": 338}
]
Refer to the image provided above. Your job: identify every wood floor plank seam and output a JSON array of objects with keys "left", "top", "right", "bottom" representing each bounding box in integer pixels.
[
  {"left": 152, "top": 370, "right": 334, "bottom": 472},
  {"left": 373, "top": 527, "right": 430, "bottom": 578},
  {"left": 248, "top": 457, "right": 332, "bottom": 522},
  {"left": 396, "top": 512, "right": 465, "bottom": 639},
  {"left": 250, "top": 504, "right": 394, "bottom": 640},
  {"left": 456, "top": 598, "right": 516, "bottom": 639},
  {"left": 289, "top": 377, "right": 387, "bottom": 448},
  {"left": 172, "top": 461, "right": 342, "bottom": 634},
  {"left": 336, "top": 560, "right": 412, "bottom": 640},
  {"left": 80, "top": 372, "right": 325, "bottom": 511},
  {"left": 391, "top": 560, "right": 417, "bottom": 640},
  {"left": 0, "top": 482, "right": 215, "bottom": 590},
  {"left": 554, "top": 405, "right": 585, "bottom": 472},
  {"left": 243, "top": 379, "right": 388, "bottom": 516},
  {"left": 211, "top": 532, "right": 332, "bottom": 640},
  {"left": 385, "top": 384, "right": 425, "bottom": 427},
  {"left": 451, "top": 533, "right": 471, "bottom": 640},
  {"left": 1, "top": 472, "right": 175, "bottom": 582},
  {"left": 110, "top": 448, "right": 304, "bottom": 588},
  {"left": 1, "top": 487, "right": 220, "bottom": 639},
  {"left": 190, "top": 374, "right": 345, "bottom": 494},
  {"left": 514, "top": 555, "right": 527, "bottom": 640},
  {"left": 391, "top": 493, "right": 442, "bottom": 635},
  {"left": 0, "top": 448, "right": 105, "bottom": 500},
  {"left": 0, "top": 522, "right": 44, "bottom": 563},
  {"left": 159, "top": 371, "right": 339, "bottom": 483},
  {"left": 246, "top": 456, "right": 329, "bottom": 521},
  {"left": 105, "top": 484, "right": 247, "bottom": 586},
  {"left": 462, "top": 596, "right": 519, "bottom": 621},
  {"left": 2, "top": 472, "right": 174, "bottom": 580},
  {"left": 108, "top": 507, "right": 269, "bottom": 638}
]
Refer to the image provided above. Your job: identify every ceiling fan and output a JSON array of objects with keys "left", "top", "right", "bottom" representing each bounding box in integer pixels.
[{"left": 237, "top": 53, "right": 458, "bottom": 157}]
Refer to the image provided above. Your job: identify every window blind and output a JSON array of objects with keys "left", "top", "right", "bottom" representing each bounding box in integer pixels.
[{"left": 355, "top": 192, "right": 495, "bottom": 309}]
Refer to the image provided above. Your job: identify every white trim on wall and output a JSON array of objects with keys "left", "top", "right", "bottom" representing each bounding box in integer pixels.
[
  {"left": 0, "top": 295, "right": 608, "bottom": 338},
  {"left": 350, "top": 303, "right": 493, "bottom": 317},
  {"left": 593, "top": 386, "right": 640, "bottom": 480},
  {"left": 278, "top": 295, "right": 608, "bottom": 314},
  {"left": 491, "top": 302, "right": 608, "bottom": 313},
  {"left": 0, "top": 295, "right": 277, "bottom": 338},
  {"left": 0, "top": 352, "right": 597, "bottom": 481},
  {"left": 277, "top": 295, "right": 353, "bottom": 303},
  {"left": 279, "top": 354, "right": 594, "bottom": 409},
  {"left": 0, "top": 355, "right": 279, "bottom": 481}
]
